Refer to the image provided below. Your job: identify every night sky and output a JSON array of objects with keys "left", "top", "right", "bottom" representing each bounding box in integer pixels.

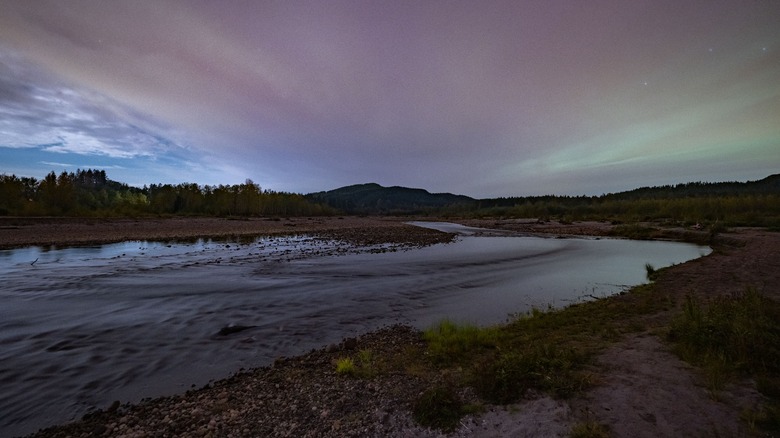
[{"left": 1, "top": 1, "right": 778, "bottom": 197}]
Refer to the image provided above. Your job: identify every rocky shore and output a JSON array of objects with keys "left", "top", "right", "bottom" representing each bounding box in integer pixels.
[
  {"left": 27, "top": 325, "right": 442, "bottom": 438},
  {"left": 7, "top": 218, "right": 780, "bottom": 437}
]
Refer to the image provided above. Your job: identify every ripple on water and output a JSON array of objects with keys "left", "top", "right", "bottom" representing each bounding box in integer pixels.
[{"left": 0, "top": 231, "right": 710, "bottom": 437}]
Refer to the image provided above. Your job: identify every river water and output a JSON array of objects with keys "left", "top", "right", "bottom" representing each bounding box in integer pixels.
[{"left": 0, "top": 222, "right": 709, "bottom": 436}]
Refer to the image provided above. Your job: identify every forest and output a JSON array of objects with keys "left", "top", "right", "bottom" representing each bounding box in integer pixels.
[
  {"left": 1, "top": 169, "right": 779, "bottom": 227},
  {"left": 466, "top": 174, "right": 780, "bottom": 227},
  {"left": 0, "top": 169, "right": 335, "bottom": 217}
]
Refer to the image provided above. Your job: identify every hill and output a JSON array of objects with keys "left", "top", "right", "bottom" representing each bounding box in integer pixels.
[
  {"left": 305, "top": 183, "right": 475, "bottom": 214},
  {"left": 307, "top": 175, "right": 780, "bottom": 226}
]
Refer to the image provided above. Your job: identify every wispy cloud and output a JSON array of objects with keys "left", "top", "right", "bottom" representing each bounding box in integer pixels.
[
  {"left": 0, "top": 49, "right": 184, "bottom": 159},
  {"left": 1, "top": 2, "right": 779, "bottom": 196},
  {"left": 39, "top": 161, "right": 125, "bottom": 169}
]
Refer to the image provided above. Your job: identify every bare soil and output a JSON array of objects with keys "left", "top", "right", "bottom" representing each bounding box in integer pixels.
[{"left": 8, "top": 217, "right": 779, "bottom": 437}]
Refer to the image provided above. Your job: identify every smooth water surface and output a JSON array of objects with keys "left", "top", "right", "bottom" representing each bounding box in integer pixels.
[{"left": 0, "top": 224, "right": 709, "bottom": 436}]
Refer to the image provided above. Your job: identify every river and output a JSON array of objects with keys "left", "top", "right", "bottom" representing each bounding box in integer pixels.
[{"left": 0, "top": 222, "right": 709, "bottom": 436}]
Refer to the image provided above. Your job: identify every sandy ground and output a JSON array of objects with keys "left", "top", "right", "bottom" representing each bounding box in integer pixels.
[{"left": 7, "top": 217, "right": 779, "bottom": 437}]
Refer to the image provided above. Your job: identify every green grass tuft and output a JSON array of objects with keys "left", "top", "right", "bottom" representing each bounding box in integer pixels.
[
  {"left": 743, "top": 402, "right": 780, "bottom": 434},
  {"left": 412, "top": 385, "right": 472, "bottom": 432},
  {"left": 472, "top": 342, "right": 589, "bottom": 403},
  {"left": 423, "top": 319, "right": 503, "bottom": 364},
  {"left": 335, "top": 357, "right": 357, "bottom": 376},
  {"left": 667, "top": 289, "right": 780, "bottom": 393},
  {"left": 335, "top": 349, "right": 380, "bottom": 378},
  {"left": 406, "top": 280, "right": 780, "bottom": 432},
  {"left": 569, "top": 421, "right": 610, "bottom": 438},
  {"left": 644, "top": 263, "right": 657, "bottom": 281}
]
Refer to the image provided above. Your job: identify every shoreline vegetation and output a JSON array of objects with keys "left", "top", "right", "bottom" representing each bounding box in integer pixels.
[
  {"left": 2, "top": 170, "right": 779, "bottom": 229},
  {"left": 5, "top": 217, "right": 779, "bottom": 437}
]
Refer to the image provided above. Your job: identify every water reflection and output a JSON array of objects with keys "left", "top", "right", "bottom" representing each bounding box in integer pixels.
[{"left": 0, "top": 227, "right": 709, "bottom": 436}]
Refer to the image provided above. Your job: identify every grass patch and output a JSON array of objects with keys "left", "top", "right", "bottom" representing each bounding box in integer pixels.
[
  {"left": 412, "top": 385, "right": 470, "bottom": 432},
  {"left": 644, "top": 263, "right": 657, "bottom": 281},
  {"left": 423, "top": 319, "right": 503, "bottom": 364},
  {"left": 335, "top": 349, "right": 380, "bottom": 378},
  {"left": 392, "top": 264, "right": 778, "bottom": 431},
  {"left": 472, "top": 342, "right": 590, "bottom": 403},
  {"left": 357, "top": 348, "right": 373, "bottom": 366},
  {"left": 742, "top": 402, "right": 780, "bottom": 435},
  {"left": 667, "top": 289, "right": 780, "bottom": 393},
  {"left": 416, "top": 282, "right": 679, "bottom": 405},
  {"left": 420, "top": 303, "right": 631, "bottom": 404},
  {"left": 666, "top": 288, "right": 780, "bottom": 436},
  {"left": 570, "top": 421, "right": 610, "bottom": 438},
  {"left": 335, "top": 357, "right": 357, "bottom": 376},
  {"left": 387, "top": 236, "right": 780, "bottom": 433},
  {"left": 408, "top": 280, "right": 683, "bottom": 411}
]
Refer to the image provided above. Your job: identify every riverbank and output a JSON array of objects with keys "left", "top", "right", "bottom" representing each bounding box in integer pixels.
[
  {"left": 0, "top": 216, "right": 707, "bottom": 249},
  {"left": 13, "top": 219, "right": 780, "bottom": 437},
  {"left": 0, "top": 216, "right": 454, "bottom": 249}
]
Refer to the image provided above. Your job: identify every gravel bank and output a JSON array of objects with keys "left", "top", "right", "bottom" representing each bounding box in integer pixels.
[
  {"left": 0, "top": 216, "right": 453, "bottom": 249},
  {"left": 27, "top": 325, "right": 443, "bottom": 438}
]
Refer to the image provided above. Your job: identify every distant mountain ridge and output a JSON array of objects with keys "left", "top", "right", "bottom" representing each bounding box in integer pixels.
[
  {"left": 307, "top": 175, "right": 780, "bottom": 215},
  {"left": 305, "top": 183, "right": 475, "bottom": 214}
]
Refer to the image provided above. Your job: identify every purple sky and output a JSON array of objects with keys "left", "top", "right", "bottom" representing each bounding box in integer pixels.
[{"left": 1, "top": 1, "right": 778, "bottom": 197}]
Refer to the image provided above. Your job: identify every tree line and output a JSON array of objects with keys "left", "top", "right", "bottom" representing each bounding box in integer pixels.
[
  {"left": 0, "top": 169, "right": 335, "bottom": 217},
  {"left": 2, "top": 169, "right": 778, "bottom": 227},
  {"left": 459, "top": 174, "right": 780, "bottom": 227},
  {"left": 462, "top": 194, "right": 780, "bottom": 227}
]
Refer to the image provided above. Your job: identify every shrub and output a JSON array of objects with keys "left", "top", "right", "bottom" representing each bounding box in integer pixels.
[{"left": 412, "top": 385, "right": 465, "bottom": 432}]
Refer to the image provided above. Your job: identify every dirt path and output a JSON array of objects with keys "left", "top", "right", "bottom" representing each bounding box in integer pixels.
[{"left": 573, "top": 333, "right": 759, "bottom": 437}]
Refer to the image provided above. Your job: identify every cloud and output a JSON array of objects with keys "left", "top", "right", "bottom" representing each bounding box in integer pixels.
[
  {"left": 39, "top": 161, "right": 126, "bottom": 170},
  {"left": 0, "top": 49, "right": 186, "bottom": 159},
  {"left": 0, "top": 1, "right": 779, "bottom": 196}
]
